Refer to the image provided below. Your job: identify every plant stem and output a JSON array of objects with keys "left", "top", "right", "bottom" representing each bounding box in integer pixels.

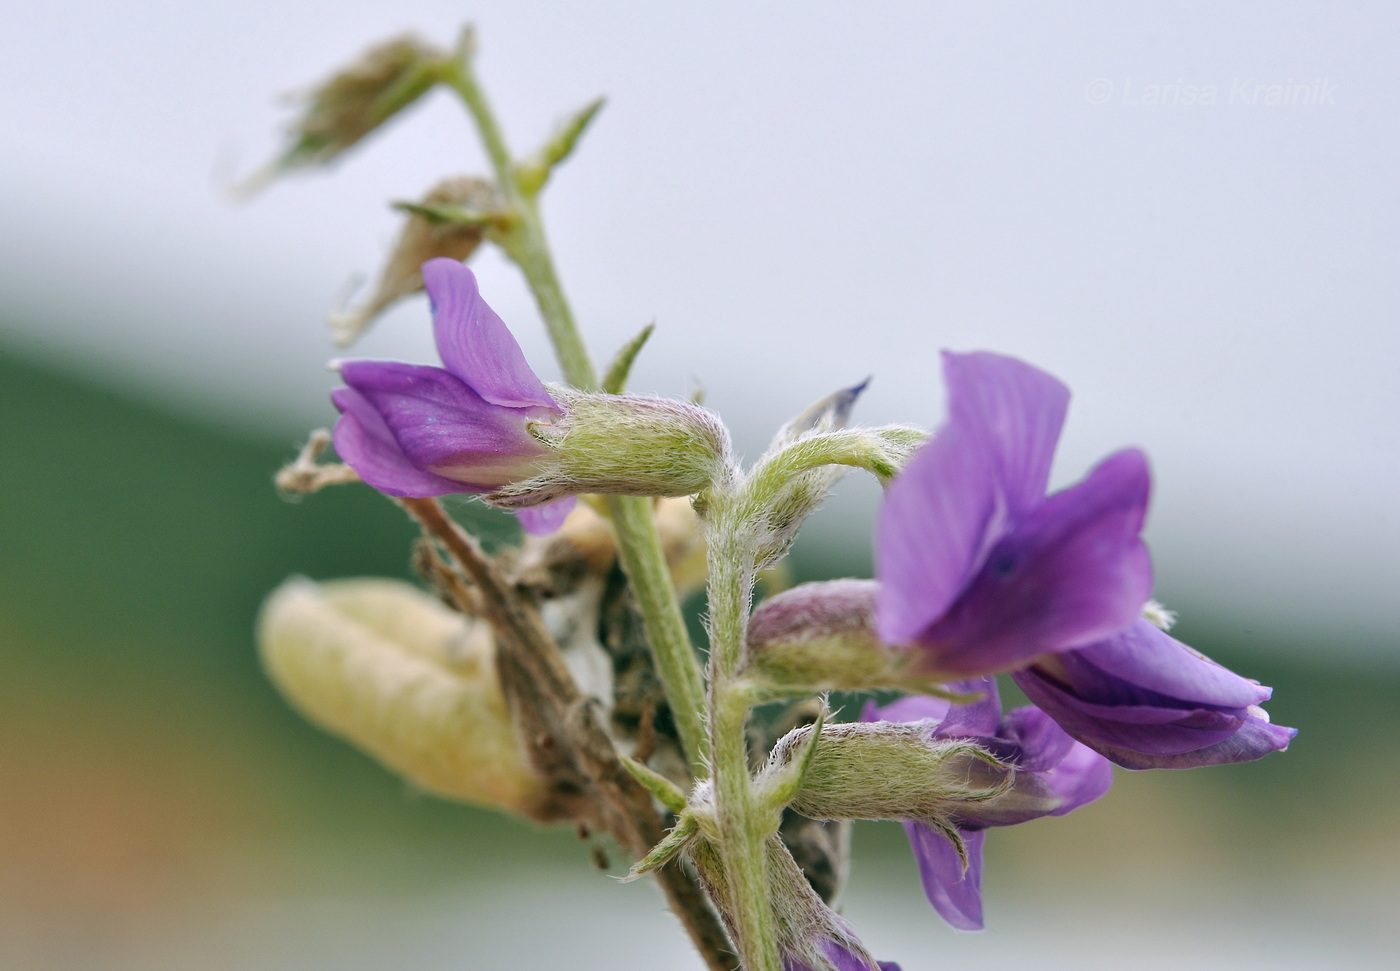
[
  {"left": 607, "top": 494, "right": 710, "bottom": 772},
  {"left": 439, "top": 40, "right": 596, "bottom": 391},
  {"left": 440, "top": 36, "right": 710, "bottom": 772},
  {"left": 706, "top": 499, "right": 781, "bottom": 971}
]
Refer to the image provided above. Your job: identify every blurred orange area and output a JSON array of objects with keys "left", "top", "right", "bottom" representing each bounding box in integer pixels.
[{"left": 0, "top": 666, "right": 266, "bottom": 959}]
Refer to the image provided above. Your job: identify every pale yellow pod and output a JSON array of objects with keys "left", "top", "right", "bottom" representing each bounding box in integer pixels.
[{"left": 257, "top": 577, "right": 549, "bottom": 817}]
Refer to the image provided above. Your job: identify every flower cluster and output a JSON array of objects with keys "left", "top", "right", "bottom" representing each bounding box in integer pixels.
[
  {"left": 289, "top": 256, "right": 1293, "bottom": 964},
  {"left": 258, "top": 34, "right": 1298, "bottom": 971}
]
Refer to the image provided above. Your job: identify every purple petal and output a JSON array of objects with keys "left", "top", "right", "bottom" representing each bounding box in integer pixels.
[
  {"left": 515, "top": 496, "right": 577, "bottom": 535},
  {"left": 1038, "top": 737, "right": 1114, "bottom": 813},
  {"left": 935, "top": 677, "right": 1002, "bottom": 738},
  {"left": 1074, "top": 619, "right": 1272, "bottom": 709},
  {"left": 331, "top": 387, "right": 474, "bottom": 498},
  {"left": 942, "top": 351, "right": 1069, "bottom": 519},
  {"left": 1021, "top": 658, "right": 1297, "bottom": 769},
  {"left": 906, "top": 822, "right": 985, "bottom": 931},
  {"left": 339, "top": 359, "right": 553, "bottom": 490},
  {"left": 865, "top": 695, "right": 952, "bottom": 726},
  {"left": 822, "top": 940, "right": 877, "bottom": 971},
  {"left": 1014, "top": 662, "right": 1245, "bottom": 758},
  {"left": 915, "top": 448, "right": 1153, "bottom": 675},
  {"left": 876, "top": 418, "right": 1002, "bottom": 645},
  {"left": 422, "top": 258, "right": 558, "bottom": 410},
  {"left": 999, "top": 705, "right": 1076, "bottom": 772}
]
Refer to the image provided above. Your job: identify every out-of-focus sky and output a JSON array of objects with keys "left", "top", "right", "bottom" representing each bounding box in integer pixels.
[{"left": 3, "top": 1, "right": 1397, "bottom": 654}]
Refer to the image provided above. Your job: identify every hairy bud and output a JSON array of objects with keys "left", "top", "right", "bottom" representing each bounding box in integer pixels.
[
  {"left": 257, "top": 577, "right": 555, "bottom": 819},
  {"left": 744, "top": 580, "right": 937, "bottom": 697},
  {"left": 760, "top": 721, "right": 1009, "bottom": 824}
]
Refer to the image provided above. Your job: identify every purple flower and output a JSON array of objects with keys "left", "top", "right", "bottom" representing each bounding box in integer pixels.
[
  {"left": 875, "top": 351, "right": 1152, "bottom": 677},
  {"left": 1012, "top": 619, "right": 1297, "bottom": 769},
  {"left": 331, "top": 257, "right": 575, "bottom": 531},
  {"left": 864, "top": 679, "right": 1113, "bottom": 930},
  {"left": 785, "top": 940, "right": 901, "bottom": 971}
]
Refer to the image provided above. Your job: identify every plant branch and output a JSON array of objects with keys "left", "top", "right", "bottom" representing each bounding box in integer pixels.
[{"left": 398, "top": 497, "right": 735, "bottom": 971}]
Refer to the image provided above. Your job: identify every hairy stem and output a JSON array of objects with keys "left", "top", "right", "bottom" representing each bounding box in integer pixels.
[
  {"left": 608, "top": 495, "right": 710, "bottom": 772},
  {"left": 706, "top": 499, "right": 780, "bottom": 971}
]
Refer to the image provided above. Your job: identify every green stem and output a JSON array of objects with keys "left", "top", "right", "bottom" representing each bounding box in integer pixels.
[
  {"left": 707, "top": 501, "right": 780, "bottom": 971},
  {"left": 440, "top": 36, "right": 709, "bottom": 773},
  {"left": 608, "top": 495, "right": 710, "bottom": 772},
  {"left": 438, "top": 44, "right": 597, "bottom": 390}
]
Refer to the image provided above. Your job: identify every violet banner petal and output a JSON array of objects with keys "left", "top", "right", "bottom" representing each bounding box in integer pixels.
[
  {"left": 330, "top": 387, "right": 471, "bottom": 498},
  {"left": 905, "top": 822, "right": 985, "bottom": 931},
  {"left": 1074, "top": 619, "right": 1272, "bottom": 709},
  {"left": 515, "top": 496, "right": 577, "bottom": 535},
  {"left": 876, "top": 419, "right": 1001, "bottom": 645},
  {"left": 422, "top": 258, "right": 558, "bottom": 410},
  {"left": 917, "top": 447, "right": 1153, "bottom": 675},
  {"left": 339, "top": 359, "right": 552, "bottom": 490},
  {"left": 942, "top": 351, "right": 1070, "bottom": 519}
]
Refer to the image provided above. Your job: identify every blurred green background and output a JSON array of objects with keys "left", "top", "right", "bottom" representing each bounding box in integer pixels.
[{"left": 2, "top": 343, "right": 1395, "bottom": 969}]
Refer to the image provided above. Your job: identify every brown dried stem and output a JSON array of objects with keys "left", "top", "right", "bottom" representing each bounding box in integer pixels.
[{"left": 398, "top": 497, "right": 735, "bottom": 971}]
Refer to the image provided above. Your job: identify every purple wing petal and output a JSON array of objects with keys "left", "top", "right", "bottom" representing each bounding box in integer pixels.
[
  {"left": 821, "top": 940, "right": 878, "bottom": 971},
  {"left": 1053, "top": 704, "right": 1296, "bottom": 769},
  {"left": 942, "top": 351, "right": 1069, "bottom": 519},
  {"left": 1012, "top": 641, "right": 1294, "bottom": 769},
  {"left": 331, "top": 387, "right": 473, "bottom": 498},
  {"left": 906, "top": 822, "right": 985, "bottom": 931},
  {"left": 864, "top": 695, "right": 953, "bottom": 726},
  {"left": 515, "top": 496, "right": 577, "bottom": 535},
  {"left": 1074, "top": 620, "right": 1272, "bottom": 709},
  {"left": 339, "top": 359, "right": 552, "bottom": 490},
  {"left": 935, "top": 677, "right": 1002, "bottom": 739},
  {"left": 999, "top": 704, "right": 1075, "bottom": 772},
  {"left": 915, "top": 448, "right": 1153, "bottom": 675},
  {"left": 422, "top": 258, "right": 559, "bottom": 410},
  {"left": 1039, "top": 737, "right": 1114, "bottom": 814},
  {"left": 876, "top": 419, "right": 1002, "bottom": 645}
]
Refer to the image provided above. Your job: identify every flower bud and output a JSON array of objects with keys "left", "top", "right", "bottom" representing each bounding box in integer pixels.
[
  {"left": 330, "top": 176, "right": 502, "bottom": 346},
  {"left": 760, "top": 721, "right": 1009, "bottom": 824},
  {"left": 257, "top": 576, "right": 555, "bottom": 819},
  {"left": 744, "top": 580, "right": 927, "bottom": 696},
  {"left": 747, "top": 382, "right": 868, "bottom": 570}
]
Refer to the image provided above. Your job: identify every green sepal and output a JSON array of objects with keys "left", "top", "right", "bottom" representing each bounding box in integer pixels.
[
  {"left": 760, "top": 703, "right": 828, "bottom": 815},
  {"left": 620, "top": 755, "right": 688, "bottom": 814},
  {"left": 517, "top": 97, "right": 607, "bottom": 197},
  {"left": 602, "top": 323, "right": 655, "bottom": 394},
  {"left": 621, "top": 812, "right": 698, "bottom": 882}
]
